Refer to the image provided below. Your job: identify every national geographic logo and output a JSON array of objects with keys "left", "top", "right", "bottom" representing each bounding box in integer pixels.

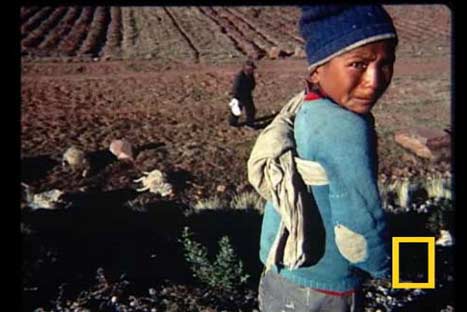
[{"left": 392, "top": 237, "right": 435, "bottom": 289}]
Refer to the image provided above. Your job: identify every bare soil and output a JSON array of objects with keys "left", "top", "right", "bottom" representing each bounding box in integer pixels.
[{"left": 20, "top": 56, "right": 450, "bottom": 202}]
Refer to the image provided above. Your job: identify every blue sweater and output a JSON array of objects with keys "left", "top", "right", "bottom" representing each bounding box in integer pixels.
[{"left": 259, "top": 97, "right": 390, "bottom": 292}]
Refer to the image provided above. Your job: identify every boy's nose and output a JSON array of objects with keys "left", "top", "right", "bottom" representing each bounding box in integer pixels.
[{"left": 363, "top": 66, "right": 383, "bottom": 91}]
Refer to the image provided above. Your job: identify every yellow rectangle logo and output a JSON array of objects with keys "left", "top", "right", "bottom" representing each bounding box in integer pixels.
[{"left": 392, "top": 237, "right": 435, "bottom": 289}]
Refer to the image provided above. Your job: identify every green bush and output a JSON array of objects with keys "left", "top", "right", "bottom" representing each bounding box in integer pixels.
[
  {"left": 180, "top": 227, "right": 249, "bottom": 292},
  {"left": 425, "top": 198, "right": 454, "bottom": 234}
]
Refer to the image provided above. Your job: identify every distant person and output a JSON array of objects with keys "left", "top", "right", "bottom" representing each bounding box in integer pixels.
[
  {"left": 228, "top": 59, "right": 257, "bottom": 128},
  {"left": 248, "top": 5, "right": 398, "bottom": 311}
]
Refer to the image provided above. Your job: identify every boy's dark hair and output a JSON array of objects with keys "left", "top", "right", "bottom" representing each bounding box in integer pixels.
[{"left": 244, "top": 59, "right": 256, "bottom": 69}]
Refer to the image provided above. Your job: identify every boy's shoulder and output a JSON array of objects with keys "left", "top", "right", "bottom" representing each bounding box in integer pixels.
[
  {"left": 298, "top": 98, "right": 363, "bottom": 123},
  {"left": 295, "top": 98, "right": 370, "bottom": 139}
]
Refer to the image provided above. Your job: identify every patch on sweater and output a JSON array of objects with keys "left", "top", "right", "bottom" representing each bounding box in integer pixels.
[{"left": 334, "top": 224, "right": 367, "bottom": 263}]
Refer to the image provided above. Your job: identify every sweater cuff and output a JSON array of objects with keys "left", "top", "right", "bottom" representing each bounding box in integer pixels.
[{"left": 372, "top": 267, "right": 390, "bottom": 279}]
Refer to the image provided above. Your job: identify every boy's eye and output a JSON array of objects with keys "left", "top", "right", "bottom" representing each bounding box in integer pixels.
[{"left": 350, "top": 62, "right": 368, "bottom": 69}]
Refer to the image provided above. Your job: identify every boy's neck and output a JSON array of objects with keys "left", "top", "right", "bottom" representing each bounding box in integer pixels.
[{"left": 304, "top": 90, "right": 323, "bottom": 101}]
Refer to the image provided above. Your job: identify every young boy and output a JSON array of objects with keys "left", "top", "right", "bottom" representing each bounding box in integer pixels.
[{"left": 248, "top": 5, "right": 398, "bottom": 311}]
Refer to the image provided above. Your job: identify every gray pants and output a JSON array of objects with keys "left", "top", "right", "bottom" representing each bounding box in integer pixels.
[{"left": 258, "top": 270, "right": 363, "bottom": 312}]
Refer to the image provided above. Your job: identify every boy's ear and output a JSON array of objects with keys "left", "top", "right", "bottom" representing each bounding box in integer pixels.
[
  {"left": 309, "top": 68, "right": 320, "bottom": 84},
  {"left": 305, "top": 71, "right": 317, "bottom": 93}
]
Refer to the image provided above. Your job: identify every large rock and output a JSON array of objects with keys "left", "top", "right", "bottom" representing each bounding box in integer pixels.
[
  {"left": 268, "top": 46, "right": 282, "bottom": 60},
  {"left": 394, "top": 127, "right": 451, "bottom": 160},
  {"left": 109, "top": 139, "right": 134, "bottom": 161},
  {"left": 293, "top": 46, "right": 306, "bottom": 58}
]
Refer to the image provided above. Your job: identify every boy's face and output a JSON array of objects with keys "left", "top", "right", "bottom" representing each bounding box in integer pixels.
[
  {"left": 310, "top": 39, "right": 396, "bottom": 114},
  {"left": 244, "top": 65, "right": 255, "bottom": 75}
]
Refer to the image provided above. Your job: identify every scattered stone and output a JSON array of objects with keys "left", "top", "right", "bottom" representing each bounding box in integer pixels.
[
  {"left": 216, "top": 184, "right": 227, "bottom": 193},
  {"left": 436, "top": 229, "right": 454, "bottom": 246},
  {"left": 293, "top": 46, "right": 306, "bottom": 58},
  {"left": 268, "top": 46, "right": 282, "bottom": 60},
  {"left": 109, "top": 139, "right": 134, "bottom": 161},
  {"left": 78, "top": 186, "right": 88, "bottom": 192},
  {"left": 440, "top": 305, "right": 455, "bottom": 312},
  {"left": 394, "top": 127, "right": 450, "bottom": 160}
]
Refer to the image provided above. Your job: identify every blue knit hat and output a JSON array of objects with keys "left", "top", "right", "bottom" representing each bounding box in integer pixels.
[{"left": 299, "top": 5, "right": 398, "bottom": 70}]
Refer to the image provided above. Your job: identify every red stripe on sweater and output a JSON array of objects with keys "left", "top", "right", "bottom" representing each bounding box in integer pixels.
[{"left": 312, "top": 288, "right": 355, "bottom": 297}]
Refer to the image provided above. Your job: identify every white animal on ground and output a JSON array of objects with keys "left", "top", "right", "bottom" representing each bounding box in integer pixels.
[
  {"left": 22, "top": 183, "right": 69, "bottom": 210},
  {"left": 134, "top": 169, "right": 173, "bottom": 197},
  {"left": 62, "top": 146, "right": 91, "bottom": 177}
]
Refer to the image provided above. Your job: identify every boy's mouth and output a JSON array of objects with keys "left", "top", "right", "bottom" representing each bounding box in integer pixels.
[{"left": 353, "top": 97, "right": 375, "bottom": 105}]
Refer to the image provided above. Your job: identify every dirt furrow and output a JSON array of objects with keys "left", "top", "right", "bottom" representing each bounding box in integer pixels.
[
  {"left": 129, "top": 8, "right": 168, "bottom": 58},
  {"left": 20, "top": 6, "right": 41, "bottom": 23},
  {"left": 225, "top": 8, "right": 277, "bottom": 47},
  {"left": 233, "top": 6, "right": 303, "bottom": 56},
  {"left": 22, "top": 7, "right": 68, "bottom": 49},
  {"left": 135, "top": 8, "right": 161, "bottom": 58},
  {"left": 121, "top": 7, "right": 194, "bottom": 61},
  {"left": 254, "top": 7, "right": 304, "bottom": 44},
  {"left": 78, "top": 7, "right": 111, "bottom": 57},
  {"left": 122, "top": 7, "right": 149, "bottom": 58},
  {"left": 38, "top": 7, "right": 81, "bottom": 52},
  {"left": 19, "top": 6, "right": 450, "bottom": 63},
  {"left": 197, "top": 7, "right": 248, "bottom": 58},
  {"left": 101, "top": 7, "right": 123, "bottom": 59},
  {"left": 120, "top": 7, "right": 139, "bottom": 57},
  {"left": 263, "top": 6, "right": 301, "bottom": 31},
  {"left": 393, "top": 19, "right": 436, "bottom": 42},
  {"left": 232, "top": 6, "right": 305, "bottom": 56},
  {"left": 162, "top": 7, "right": 242, "bottom": 63},
  {"left": 394, "top": 17, "right": 450, "bottom": 41},
  {"left": 21, "top": 7, "right": 54, "bottom": 39},
  {"left": 215, "top": 8, "right": 271, "bottom": 56},
  {"left": 386, "top": 5, "right": 451, "bottom": 34},
  {"left": 56, "top": 7, "right": 95, "bottom": 56},
  {"left": 163, "top": 7, "right": 200, "bottom": 63},
  {"left": 207, "top": 7, "right": 265, "bottom": 59},
  {"left": 385, "top": 5, "right": 451, "bottom": 46}
]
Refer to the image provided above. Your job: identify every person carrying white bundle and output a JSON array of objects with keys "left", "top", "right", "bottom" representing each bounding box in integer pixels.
[{"left": 228, "top": 59, "right": 257, "bottom": 128}]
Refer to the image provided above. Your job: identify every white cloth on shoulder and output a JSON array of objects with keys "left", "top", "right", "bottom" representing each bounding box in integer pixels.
[{"left": 247, "top": 91, "right": 329, "bottom": 270}]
